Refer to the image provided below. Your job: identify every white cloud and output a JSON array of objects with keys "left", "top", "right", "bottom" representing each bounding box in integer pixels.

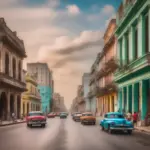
[
  {"left": 66, "top": 4, "right": 80, "bottom": 15},
  {"left": 101, "top": 5, "right": 115, "bottom": 15}
]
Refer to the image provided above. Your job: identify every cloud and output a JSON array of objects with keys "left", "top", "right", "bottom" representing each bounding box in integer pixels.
[
  {"left": 101, "top": 5, "right": 115, "bottom": 15},
  {"left": 66, "top": 4, "right": 80, "bottom": 15}
]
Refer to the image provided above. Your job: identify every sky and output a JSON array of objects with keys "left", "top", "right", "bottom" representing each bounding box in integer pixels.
[{"left": 0, "top": 0, "right": 122, "bottom": 109}]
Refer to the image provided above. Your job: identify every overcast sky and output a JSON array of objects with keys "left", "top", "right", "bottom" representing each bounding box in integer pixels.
[{"left": 0, "top": 0, "right": 122, "bottom": 108}]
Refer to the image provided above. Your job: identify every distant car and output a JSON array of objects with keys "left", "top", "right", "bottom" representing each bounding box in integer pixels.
[
  {"left": 47, "top": 112, "right": 56, "bottom": 118},
  {"left": 60, "top": 112, "right": 68, "bottom": 119},
  {"left": 80, "top": 112, "right": 96, "bottom": 125},
  {"left": 26, "top": 111, "right": 47, "bottom": 128},
  {"left": 100, "top": 112, "right": 134, "bottom": 134},
  {"left": 72, "top": 112, "right": 81, "bottom": 119},
  {"left": 56, "top": 112, "right": 60, "bottom": 116},
  {"left": 73, "top": 113, "right": 82, "bottom": 122}
]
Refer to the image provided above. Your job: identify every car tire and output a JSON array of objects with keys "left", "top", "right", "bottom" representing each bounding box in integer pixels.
[
  {"left": 93, "top": 122, "right": 96, "bottom": 125},
  {"left": 42, "top": 124, "right": 46, "bottom": 128},
  {"left": 127, "top": 130, "right": 132, "bottom": 135},
  {"left": 27, "top": 124, "right": 30, "bottom": 127},
  {"left": 101, "top": 126, "right": 104, "bottom": 131},
  {"left": 108, "top": 125, "right": 113, "bottom": 134}
]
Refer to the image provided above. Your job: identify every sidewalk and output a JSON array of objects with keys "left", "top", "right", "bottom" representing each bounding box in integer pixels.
[
  {"left": 96, "top": 116, "right": 103, "bottom": 125},
  {"left": 0, "top": 119, "right": 26, "bottom": 127},
  {"left": 135, "top": 126, "right": 150, "bottom": 134}
]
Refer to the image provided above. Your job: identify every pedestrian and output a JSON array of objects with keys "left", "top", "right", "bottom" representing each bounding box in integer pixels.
[
  {"left": 126, "top": 111, "right": 132, "bottom": 121},
  {"left": 132, "top": 112, "right": 138, "bottom": 127},
  {"left": 12, "top": 112, "right": 15, "bottom": 122}
]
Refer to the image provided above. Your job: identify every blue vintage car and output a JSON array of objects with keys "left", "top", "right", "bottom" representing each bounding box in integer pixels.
[{"left": 100, "top": 112, "right": 134, "bottom": 134}]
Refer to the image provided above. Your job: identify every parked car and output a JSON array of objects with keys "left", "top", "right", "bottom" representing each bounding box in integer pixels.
[
  {"left": 100, "top": 112, "right": 134, "bottom": 134},
  {"left": 73, "top": 113, "right": 82, "bottom": 122},
  {"left": 60, "top": 112, "right": 68, "bottom": 119},
  {"left": 47, "top": 112, "right": 56, "bottom": 118},
  {"left": 26, "top": 111, "right": 47, "bottom": 128},
  {"left": 80, "top": 112, "right": 96, "bottom": 125}
]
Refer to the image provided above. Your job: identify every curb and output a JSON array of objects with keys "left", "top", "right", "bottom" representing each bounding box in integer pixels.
[
  {"left": 0, "top": 121, "right": 26, "bottom": 127},
  {"left": 134, "top": 128, "right": 150, "bottom": 134}
]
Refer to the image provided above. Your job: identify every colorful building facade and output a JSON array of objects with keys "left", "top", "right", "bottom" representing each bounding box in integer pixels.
[
  {"left": 96, "top": 19, "right": 118, "bottom": 116},
  {"left": 27, "top": 63, "right": 53, "bottom": 113},
  {"left": 21, "top": 73, "right": 41, "bottom": 115},
  {"left": 115, "top": 0, "right": 150, "bottom": 126}
]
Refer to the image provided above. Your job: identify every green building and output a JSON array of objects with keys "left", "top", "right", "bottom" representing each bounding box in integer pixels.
[{"left": 115, "top": 0, "right": 150, "bottom": 126}]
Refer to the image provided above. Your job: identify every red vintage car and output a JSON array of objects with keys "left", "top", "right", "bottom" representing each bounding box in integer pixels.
[
  {"left": 26, "top": 111, "right": 47, "bottom": 128},
  {"left": 47, "top": 112, "right": 56, "bottom": 118}
]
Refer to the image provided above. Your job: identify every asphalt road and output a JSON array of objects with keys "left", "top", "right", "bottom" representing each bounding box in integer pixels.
[{"left": 0, "top": 116, "right": 150, "bottom": 150}]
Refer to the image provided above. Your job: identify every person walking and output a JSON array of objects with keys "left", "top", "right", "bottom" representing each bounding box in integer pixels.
[{"left": 132, "top": 112, "right": 138, "bottom": 127}]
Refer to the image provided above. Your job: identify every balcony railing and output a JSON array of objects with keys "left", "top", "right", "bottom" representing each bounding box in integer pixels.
[
  {"left": 104, "top": 57, "right": 119, "bottom": 73},
  {"left": 0, "top": 72, "right": 27, "bottom": 91},
  {"left": 105, "top": 81, "right": 118, "bottom": 93},
  {"left": 96, "top": 68, "right": 106, "bottom": 80},
  {"left": 117, "top": 0, "right": 137, "bottom": 24},
  {"left": 78, "top": 97, "right": 85, "bottom": 104}
]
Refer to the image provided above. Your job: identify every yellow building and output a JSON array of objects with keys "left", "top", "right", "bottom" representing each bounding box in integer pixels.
[{"left": 21, "top": 73, "right": 41, "bottom": 116}]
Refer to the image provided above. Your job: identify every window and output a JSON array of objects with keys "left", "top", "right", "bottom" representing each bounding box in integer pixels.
[
  {"left": 106, "top": 114, "right": 124, "bottom": 119},
  {"left": 145, "top": 14, "right": 149, "bottom": 53},
  {"left": 135, "top": 26, "right": 138, "bottom": 59}
]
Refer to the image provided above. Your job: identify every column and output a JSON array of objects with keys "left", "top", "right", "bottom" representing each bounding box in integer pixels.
[
  {"left": 16, "top": 59, "right": 18, "bottom": 79},
  {"left": 122, "top": 88, "right": 124, "bottom": 112},
  {"left": 128, "top": 85, "right": 132, "bottom": 113},
  {"left": 1, "top": 49, "right": 5, "bottom": 73},
  {"left": 131, "top": 26, "right": 135, "bottom": 61},
  {"left": 138, "top": 15, "right": 145, "bottom": 57},
  {"left": 117, "top": 39, "right": 122, "bottom": 66},
  {"left": 148, "top": 8, "right": 150, "bottom": 52},
  {"left": 133, "top": 83, "right": 139, "bottom": 113},
  {"left": 123, "top": 87, "right": 127, "bottom": 113},
  {"left": 118, "top": 90, "right": 122, "bottom": 112},
  {"left": 127, "top": 86, "right": 129, "bottom": 112},
  {"left": 9, "top": 54, "right": 12, "bottom": 77},
  {"left": 7, "top": 93, "right": 10, "bottom": 120},
  {"left": 122, "top": 36, "right": 126, "bottom": 65},
  {"left": 129, "top": 28, "right": 132, "bottom": 62},
  {"left": 141, "top": 80, "right": 148, "bottom": 121},
  {"left": 14, "top": 94, "right": 17, "bottom": 117}
]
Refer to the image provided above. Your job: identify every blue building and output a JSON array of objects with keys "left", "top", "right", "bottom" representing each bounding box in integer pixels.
[{"left": 27, "top": 63, "right": 53, "bottom": 113}]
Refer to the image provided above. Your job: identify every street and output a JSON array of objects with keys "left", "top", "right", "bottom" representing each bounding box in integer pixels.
[{"left": 0, "top": 116, "right": 150, "bottom": 150}]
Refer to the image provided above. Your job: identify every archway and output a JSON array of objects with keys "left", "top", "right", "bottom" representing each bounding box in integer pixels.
[
  {"left": 5, "top": 53, "right": 9, "bottom": 75},
  {"left": 17, "top": 96, "right": 21, "bottom": 118},
  {"left": 18, "top": 61, "right": 21, "bottom": 80},
  {"left": 0, "top": 92, "right": 7, "bottom": 120},
  {"left": 10, "top": 94, "right": 15, "bottom": 115},
  {"left": 12, "top": 58, "right": 16, "bottom": 78}
]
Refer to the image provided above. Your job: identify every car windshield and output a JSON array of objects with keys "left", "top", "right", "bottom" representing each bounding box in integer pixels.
[
  {"left": 82, "top": 114, "right": 92, "bottom": 116},
  {"left": 107, "top": 114, "right": 124, "bottom": 119},
  {"left": 28, "top": 112, "right": 44, "bottom": 116}
]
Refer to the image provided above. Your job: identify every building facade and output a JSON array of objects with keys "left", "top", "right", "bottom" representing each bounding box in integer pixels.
[
  {"left": 0, "top": 18, "right": 27, "bottom": 120},
  {"left": 88, "top": 53, "right": 100, "bottom": 115},
  {"left": 96, "top": 19, "right": 118, "bottom": 116},
  {"left": 21, "top": 73, "right": 41, "bottom": 116},
  {"left": 115, "top": 0, "right": 150, "bottom": 126},
  {"left": 77, "top": 85, "right": 85, "bottom": 112},
  {"left": 52, "top": 93, "right": 67, "bottom": 112},
  {"left": 27, "top": 63, "right": 53, "bottom": 113},
  {"left": 82, "top": 73, "right": 90, "bottom": 111}
]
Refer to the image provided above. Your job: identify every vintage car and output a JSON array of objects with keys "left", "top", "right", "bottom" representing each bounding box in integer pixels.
[
  {"left": 72, "top": 112, "right": 81, "bottom": 119},
  {"left": 26, "top": 111, "right": 47, "bottom": 128},
  {"left": 100, "top": 112, "right": 134, "bottom": 134},
  {"left": 60, "top": 112, "right": 68, "bottom": 119},
  {"left": 47, "top": 112, "right": 56, "bottom": 118},
  {"left": 80, "top": 112, "right": 96, "bottom": 125},
  {"left": 73, "top": 113, "right": 82, "bottom": 122}
]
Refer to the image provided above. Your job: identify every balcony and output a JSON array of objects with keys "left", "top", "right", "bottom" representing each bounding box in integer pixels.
[
  {"left": 96, "top": 68, "right": 106, "bottom": 80},
  {"left": 78, "top": 97, "right": 85, "bottom": 104},
  {"left": 95, "top": 86, "right": 107, "bottom": 97},
  {"left": 0, "top": 72, "right": 27, "bottom": 92},
  {"left": 22, "top": 93, "right": 41, "bottom": 101},
  {"left": 104, "top": 57, "right": 119, "bottom": 74},
  {"left": 105, "top": 81, "right": 118, "bottom": 93},
  {"left": 117, "top": 0, "right": 137, "bottom": 25},
  {"left": 115, "top": 53, "right": 150, "bottom": 83},
  {"left": 89, "top": 72, "right": 97, "bottom": 85}
]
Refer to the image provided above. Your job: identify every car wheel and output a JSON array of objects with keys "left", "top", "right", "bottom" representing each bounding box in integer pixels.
[
  {"left": 127, "top": 130, "right": 132, "bottom": 135},
  {"left": 108, "top": 125, "right": 113, "bottom": 134},
  {"left": 93, "top": 122, "right": 96, "bottom": 125},
  {"left": 101, "top": 126, "right": 104, "bottom": 131},
  {"left": 27, "top": 124, "right": 30, "bottom": 127},
  {"left": 42, "top": 124, "right": 46, "bottom": 128}
]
